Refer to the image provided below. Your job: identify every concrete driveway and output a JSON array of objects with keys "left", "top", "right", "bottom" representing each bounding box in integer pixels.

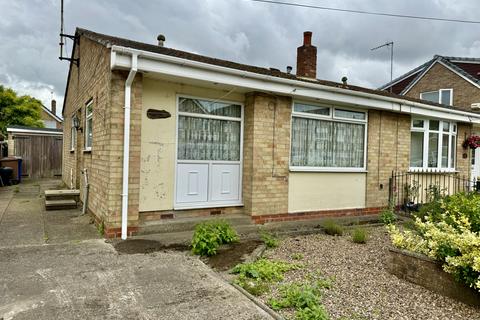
[{"left": 0, "top": 180, "right": 271, "bottom": 320}]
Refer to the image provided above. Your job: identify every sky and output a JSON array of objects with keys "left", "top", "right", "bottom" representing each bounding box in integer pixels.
[{"left": 0, "top": 0, "right": 479, "bottom": 117}]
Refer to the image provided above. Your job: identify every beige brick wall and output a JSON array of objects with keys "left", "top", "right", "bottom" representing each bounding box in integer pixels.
[
  {"left": 366, "top": 110, "right": 410, "bottom": 207},
  {"left": 62, "top": 36, "right": 117, "bottom": 228},
  {"left": 405, "top": 62, "right": 480, "bottom": 112},
  {"left": 7, "top": 133, "right": 14, "bottom": 157},
  {"left": 243, "top": 92, "right": 291, "bottom": 216}
]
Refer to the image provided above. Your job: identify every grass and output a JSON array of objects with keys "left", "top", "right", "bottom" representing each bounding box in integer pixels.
[
  {"left": 292, "top": 253, "right": 304, "bottom": 260},
  {"left": 322, "top": 219, "right": 344, "bottom": 236},
  {"left": 351, "top": 228, "right": 368, "bottom": 244}
]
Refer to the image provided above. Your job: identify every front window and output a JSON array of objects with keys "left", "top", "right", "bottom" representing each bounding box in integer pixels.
[
  {"left": 290, "top": 102, "right": 367, "bottom": 171},
  {"left": 420, "top": 89, "right": 453, "bottom": 106},
  {"left": 85, "top": 101, "right": 93, "bottom": 150},
  {"left": 410, "top": 119, "right": 456, "bottom": 170}
]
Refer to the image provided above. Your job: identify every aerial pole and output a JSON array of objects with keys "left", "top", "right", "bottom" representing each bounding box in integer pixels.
[
  {"left": 371, "top": 41, "right": 394, "bottom": 92},
  {"left": 58, "top": 0, "right": 79, "bottom": 65}
]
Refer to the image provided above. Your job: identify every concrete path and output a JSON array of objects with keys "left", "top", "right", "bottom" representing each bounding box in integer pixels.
[{"left": 0, "top": 179, "right": 271, "bottom": 320}]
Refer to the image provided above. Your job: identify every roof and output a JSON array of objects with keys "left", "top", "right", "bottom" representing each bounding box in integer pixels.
[
  {"left": 72, "top": 28, "right": 474, "bottom": 115},
  {"left": 380, "top": 55, "right": 480, "bottom": 94},
  {"left": 41, "top": 105, "right": 63, "bottom": 123},
  {"left": 7, "top": 125, "right": 63, "bottom": 135}
]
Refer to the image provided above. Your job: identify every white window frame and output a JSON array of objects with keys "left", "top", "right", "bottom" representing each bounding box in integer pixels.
[
  {"left": 174, "top": 95, "right": 244, "bottom": 209},
  {"left": 409, "top": 118, "right": 457, "bottom": 172},
  {"left": 420, "top": 88, "right": 453, "bottom": 105},
  {"left": 84, "top": 100, "right": 93, "bottom": 151},
  {"left": 70, "top": 117, "right": 76, "bottom": 151},
  {"left": 290, "top": 101, "right": 368, "bottom": 173}
]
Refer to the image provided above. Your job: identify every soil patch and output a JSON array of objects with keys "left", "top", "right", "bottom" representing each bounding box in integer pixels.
[
  {"left": 114, "top": 239, "right": 189, "bottom": 254},
  {"left": 205, "top": 240, "right": 263, "bottom": 271}
]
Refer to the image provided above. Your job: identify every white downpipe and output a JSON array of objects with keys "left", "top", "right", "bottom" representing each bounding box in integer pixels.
[{"left": 121, "top": 53, "right": 138, "bottom": 240}]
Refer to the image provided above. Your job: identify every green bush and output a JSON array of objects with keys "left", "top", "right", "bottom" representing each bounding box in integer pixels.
[
  {"left": 232, "top": 259, "right": 300, "bottom": 296},
  {"left": 292, "top": 253, "right": 304, "bottom": 260},
  {"left": 322, "top": 220, "right": 343, "bottom": 236},
  {"left": 191, "top": 220, "right": 238, "bottom": 256},
  {"left": 261, "top": 231, "right": 279, "bottom": 248},
  {"left": 351, "top": 228, "right": 368, "bottom": 244},
  {"left": 388, "top": 192, "right": 480, "bottom": 292},
  {"left": 380, "top": 208, "right": 397, "bottom": 225}
]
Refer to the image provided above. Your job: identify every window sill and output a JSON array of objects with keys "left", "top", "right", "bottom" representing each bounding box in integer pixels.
[
  {"left": 83, "top": 149, "right": 92, "bottom": 154},
  {"left": 69, "top": 150, "right": 75, "bottom": 154},
  {"left": 290, "top": 167, "right": 368, "bottom": 173}
]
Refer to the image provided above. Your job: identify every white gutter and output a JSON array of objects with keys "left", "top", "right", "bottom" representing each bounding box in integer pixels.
[
  {"left": 121, "top": 53, "right": 137, "bottom": 240},
  {"left": 110, "top": 45, "right": 480, "bottom": 124}
]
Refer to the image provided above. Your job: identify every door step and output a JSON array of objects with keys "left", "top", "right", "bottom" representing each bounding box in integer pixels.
[
  {"left": 45, "top": 189, "right": 80, "bottom": 201},
  {"left": 45, "top": 199, "right": 77, "bottom": 210}
]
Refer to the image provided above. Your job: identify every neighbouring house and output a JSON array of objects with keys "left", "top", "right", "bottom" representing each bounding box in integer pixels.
[
  {"left": 380, "top": 55, "right": 480, "bottom": 182},
  {"left": 41, "top": 99, "right": 63, "bottom": 129},
  {"left": 62, "top": 28, "right": 480, "bottom": 238},
  {"left": 7, "top": 126, "right": 63, "bottom": 178}
]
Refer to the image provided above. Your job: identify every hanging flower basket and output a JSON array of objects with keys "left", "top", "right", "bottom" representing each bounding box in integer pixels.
[{"left": 462, "top": 135, "right": 480, "bottom": 149}]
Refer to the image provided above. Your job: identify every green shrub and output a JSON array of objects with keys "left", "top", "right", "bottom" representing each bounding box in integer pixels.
[
  {"left": 351, "top": 228, "right": 368, "bottom": 244},
  {"left": 389, "top": 192, "right": 480, "bottom": 292},
  {"left": 380, "top": 208, "right": 397, "bottom": 225},
  {"left": 322, "top": 220, "right": 343, "bottom": 236},
  {"left": 232, "top": 259, "right": 300, "bottom": 296},
  {"left": 261, "top": 231, "right": 279, "bottom": 248},
  {"left": 191, "top": 220, "right": 238, "bottom": 256}
]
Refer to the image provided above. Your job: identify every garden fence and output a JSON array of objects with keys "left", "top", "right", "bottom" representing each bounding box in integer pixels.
[{"left": 388, "top": 170, "right": 478, "bottom": 214}]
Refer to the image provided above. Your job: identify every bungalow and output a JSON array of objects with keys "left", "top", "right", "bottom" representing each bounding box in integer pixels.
[{"left": 62, "top": 28, "right": 480, "bottom": 238}]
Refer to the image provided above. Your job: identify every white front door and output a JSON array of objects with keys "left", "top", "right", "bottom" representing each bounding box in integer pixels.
[
  {"left": 175, "top": 96, "right": 243, "bottom": 209},
  {"left": 471, "top": 148, "right": 480, "bottom": 183}
]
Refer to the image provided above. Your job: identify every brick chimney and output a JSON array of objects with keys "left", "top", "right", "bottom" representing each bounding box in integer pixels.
[
  {"left": 296, "top": 31, "right": 317, "bottom": 79},
  {"left": 51, "top": 99, "right": 56, "bottom": 115}
]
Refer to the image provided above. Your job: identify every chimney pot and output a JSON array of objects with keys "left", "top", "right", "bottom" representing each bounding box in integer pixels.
[
  {"left": 286, "top": 66, "right": 292, "bottom": 74},
  {"left": 303, "top": 31, "right": 312, "bottom": 46},
  {"left": 296, "top": 31, "right": 317, "bottom": 79},
  {"left": 51, "top": 99, "right": 57, "bottom": 115},
  {"left": 157, "top": 34, "right": 166, "bottom": 47}
]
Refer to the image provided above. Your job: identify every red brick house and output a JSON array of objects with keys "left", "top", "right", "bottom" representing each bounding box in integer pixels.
[{"left": 62, "top": 28, "right": 480, "bottom": 238}]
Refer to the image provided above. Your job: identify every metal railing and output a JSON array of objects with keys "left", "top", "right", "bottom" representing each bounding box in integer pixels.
[{"left": 388, "top": 170, "right": 477, "bottom": 214}]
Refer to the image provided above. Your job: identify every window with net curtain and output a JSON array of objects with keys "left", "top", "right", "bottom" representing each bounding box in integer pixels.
[
  {"left": 177, "top": 97, "right": 241, "bottom": 161},
  {"left": 290, "top": 103, "right": 366, "bottom": 169}
]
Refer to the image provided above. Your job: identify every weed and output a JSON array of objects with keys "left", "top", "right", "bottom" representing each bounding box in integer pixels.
[
  {"left": 261, "top": 231, "right": 279, "bottom": 248},
  {"left": 292, "top": 253, "right": 304, "bottom": 260},
  {"left": 232, "top": 259, "right": 300, "bottom": 296},
  {"left": 351, "top": 228, "right": 368, "bottom": 244},
  {"left": 322, "top": 220, "right": 343, "bottom": 236},
  {"left": 268, "top": 280, "right": 331, "bottom": 319},
  {"left": 97, "top": 221, "right": 105, "bottom": 236},
  {"left": 13, "top": 186, "right": 19, "bottom": 193},
  {"left": 379, "top": 208, "right": 397, "bottom": 225},
  {"left": 191, "top": 220, "right": 238, "bottom": 256},
  {"left": 295, "top": 304, "right": 330, "bottom": 320}
]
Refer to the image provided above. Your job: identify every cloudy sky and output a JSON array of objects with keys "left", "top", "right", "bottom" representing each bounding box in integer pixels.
[{"left": 1, "top": 0, "right": 479, "bottom": 116}]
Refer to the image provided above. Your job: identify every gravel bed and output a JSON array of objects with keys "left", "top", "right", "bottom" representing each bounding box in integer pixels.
[{"left": 260, "top": 226, "right": 480, "bottom": 320}]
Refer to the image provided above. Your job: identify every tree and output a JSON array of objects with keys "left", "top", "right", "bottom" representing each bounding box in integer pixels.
[{"left": 0, "top": 85, "right": 44, "bottom": 135}]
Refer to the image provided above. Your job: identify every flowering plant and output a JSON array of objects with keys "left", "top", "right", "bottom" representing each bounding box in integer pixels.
[
  {"left": 388, "top": 193, "right": 480, "bottom": 292},
  {"left": 462, "top": 135, "right": 480, "bottom": 149}
]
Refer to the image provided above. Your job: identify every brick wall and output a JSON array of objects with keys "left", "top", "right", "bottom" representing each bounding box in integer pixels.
[
  {"left": 62, "top": 36, "right": 116, "bottom": 229},
  {"left": 243, "top": 92, "right": 291, "bottom": 216},
  {"left": 405, "top": 62, "right": 480, "bottom": 112},
  {"left": 366, "top": 110, "right": 410, "bottom": 207}
]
